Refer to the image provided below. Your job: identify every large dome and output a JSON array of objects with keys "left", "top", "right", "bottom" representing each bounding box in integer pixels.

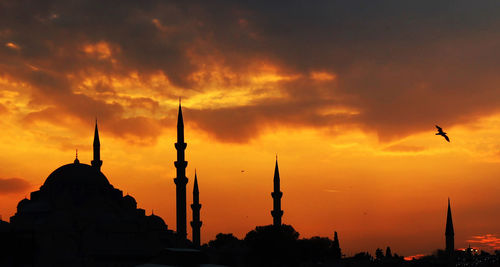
[{"left": 41, "top": 162, "right": 112, "bottom": 191}]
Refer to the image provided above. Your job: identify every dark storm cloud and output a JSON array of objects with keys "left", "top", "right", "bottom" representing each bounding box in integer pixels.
[
  {"left": 1, "top": 0, "right": 500, "bottom": 142},
  {"left": 0, "top": 177, "right": 31, "bottom": 194},
  {"left": 187, "top": 97, "right": 355, "bottom": 142}
]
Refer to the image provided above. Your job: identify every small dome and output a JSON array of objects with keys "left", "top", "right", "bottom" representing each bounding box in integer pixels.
[
  {"left": 147, "top": 214, "right": 167, "bottom": 231},
  {"left": 17, "top": 198, "right": 30, "bottom": 211},
  {"left": 123, "top": 194, "right": 137, "bottom": 209},
  {"left": 42, "top": 162, "right": 112, "bottom": 191}
]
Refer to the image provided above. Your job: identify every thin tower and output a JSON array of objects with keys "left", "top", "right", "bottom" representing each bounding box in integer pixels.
[
  {"left": 271, "top": 156, "right": 283, "bottom": 226},
  {"left": 190, "top": 170, "right": 202, "bottom": 247},
  {"left": 174, "top": 101, "right": 188, "bottom": 238},
  {"left": 445, "top": 198, "right": 455, "bottom": 255},
  {"left": 91, "top": 120, "right": 102, "bottom": 171}
]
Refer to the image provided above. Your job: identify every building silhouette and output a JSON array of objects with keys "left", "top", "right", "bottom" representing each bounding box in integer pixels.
[
  {"left": 190, "top": 170, "right": 202, "bottom": 248},
  {"left": 271, "top": 156, "right": 283, "bottom": 226},
  {"left": 445, "top": 198, "right": 455, "bottom": 255},
  {"left": 8, "top": 121, "right": 179, "bottom": 265},
  {"left": 91, "top": 120, "right": 102, "bottom": 171},
  {"left": 1, "top": 103, "right": 474, "bottom": 266},
  {"left": 174, "top": 102, "right": 189, "bottom": 238}
]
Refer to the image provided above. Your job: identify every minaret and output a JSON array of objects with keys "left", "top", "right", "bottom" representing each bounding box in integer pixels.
[
  {"left": 190, "top": 170, "right": 202, "bottom": 248},
  {"left": 74, "top": 149, "right": 80, "bottom": 164},
  {"left": 445, "top": 198, "right": 455, "bottom": 255},
  {"left": 271, "top": 156, "right": 283, "bottom": 226},
  {"left": 174, "top": 101, "right": 188, "bottom": 238},
  {"left": 91, "top": 120, "right": 102, "bottom": 171}
]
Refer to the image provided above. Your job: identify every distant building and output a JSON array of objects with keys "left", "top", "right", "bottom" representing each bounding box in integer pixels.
[
  {"left": 445, "top": 198, "right": 455, "bottom": 255},
  {"left": 174, "top": 102, "right": 189, "bottom": 238},
  {"left": 8, "top": 121, "right": 181, "bottom": 265},
  {"left": 190, "top": 170, "right": 202, "bottom": 248},
  {"left": 271, "top": 157, "right": 283, "bottom": 226}
]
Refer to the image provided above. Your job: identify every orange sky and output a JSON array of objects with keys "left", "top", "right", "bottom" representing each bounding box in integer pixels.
[{"left": 1, "top": 0, "right": 500, "bottom": 257}]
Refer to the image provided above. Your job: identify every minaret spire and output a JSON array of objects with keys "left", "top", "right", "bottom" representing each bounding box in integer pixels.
[
  {"left": 190, "top": 170, "right": 202, "bottom": 248},
  {"left": 174, "top": 101, "right": 188, "bottom": 238},
  {"left": 74, "top": 149, "right": 80, "bottom": 164},
  {"left": 445, "top": 198, "right": 455, "bottom": 255},
  {"left": 271, "top": 156, "right": 283, "bottom": 226},
  {"left": 91, "top": 119, "right": 103, "bottom": 171}
]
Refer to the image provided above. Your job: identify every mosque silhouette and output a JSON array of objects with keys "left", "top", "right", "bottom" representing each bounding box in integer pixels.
[{"left": 0, "top": 103, "right": 460, "bottom": 266}]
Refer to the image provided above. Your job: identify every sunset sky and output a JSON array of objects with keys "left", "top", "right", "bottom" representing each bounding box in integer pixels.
[{"left": 1, "top": 0, "right": 500, "bottom": 256}]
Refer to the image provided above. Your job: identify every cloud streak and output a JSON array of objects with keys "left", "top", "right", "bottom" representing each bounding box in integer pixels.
[
  {"left": 1, "top": 0, "right": 500, "bottom": 142},
  {"left": 0, "top": 177, "right": 31, "bottom": 194},
  {"left": 467, "top": 234, "right": 500, "bottom": 251}
]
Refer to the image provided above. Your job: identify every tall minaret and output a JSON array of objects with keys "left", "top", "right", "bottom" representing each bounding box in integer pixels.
[
  {"left": 174, "top": 101, "right": 188, "bottom": 238},
  {"left": 445, "top": 198, "right": 455, "bottom": 255},
  {"left": 190, "top": 170, "right": 202, "bottom": 248},
  {"left": 91, "top": 120, "right": 102, "bottom": 171},
  {"left": 271, "top": 156, "right": 283, "bottom": 226}
]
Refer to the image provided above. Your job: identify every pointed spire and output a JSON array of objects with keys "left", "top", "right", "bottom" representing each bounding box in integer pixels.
[
  {"left": 274, "top": 155, "right": 280, "bottom": 190},
  {"left": 93, "top": 118, "right": 100, "bottom": 145},
  {"left": 193, "top": 169, "right": 199, "bottom": 195},
  {"left": 446, "top": 198, "right": 454, "bottom": 235},
  {"left": 91, "top": 119, "right": 103, "bottom": 171},
  {"left": 74, "top": 149, "right": 79, "bottom": 164},
  {"left": 271, "top": 156, "right": 283, "bottom": 226},
  {"left": 190, "top": 168, "right": 202, "bottom": 247},
  {"left": 445, "top": 197, "right": 455, "bottom": 255},
  {"left": 178, "top": 98, "right": 183, "bottom": 124},
  {"left": 177, "top": 99, "right": 184, "bottom": 143},
  {"left": 174, "top": 98, "right": 188, "bottom": 238}
]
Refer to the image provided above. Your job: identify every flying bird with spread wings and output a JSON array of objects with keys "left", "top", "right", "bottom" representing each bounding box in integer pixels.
[{"left": 435, "top": 125, "right": 450, "bottom": 142}]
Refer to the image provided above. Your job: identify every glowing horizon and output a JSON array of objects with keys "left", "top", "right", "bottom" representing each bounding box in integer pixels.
[
  {"left": 1, "top": 113, "right": 500, "bottom": 255},
  {"left": 1, "top": 0, "right": 499, "bottom": 257}
]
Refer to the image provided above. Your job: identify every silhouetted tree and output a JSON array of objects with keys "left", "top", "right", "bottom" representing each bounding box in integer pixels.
[
  {"left": 352, "top": 252, "right": 373, "bottom": 261},
  {"left": 331, "top": 231, "right": 342, "bottom": 260},
  {"left": 393, "top": 253, "right": 403, "bottom": 260},
  {"left": 375, "top": 248, "right": 384, "bottom": 260},
  {"left": 208, "top": 233, "right": 240, "bottom": 249},
  {"left": 244, "top": 224, "right": 299, "bottom": 266},
  {"left": 297, "top": 236, "right": 332, "bottom": 263},
  {"left": 435, "top": 249, "right": 449, "bottom": 261},
  {"left": 386, "top": 246, "right": 392, "bottom": 258},
  {"left": 206, "top": 233, "right": 245, "bottom": 266}
]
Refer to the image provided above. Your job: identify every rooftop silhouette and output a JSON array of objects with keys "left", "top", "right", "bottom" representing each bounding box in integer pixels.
[
  {"left": 4, "top": 120, "right": 186, "bottom": 266},
  {"left": 0, "top": 109, "right": 496, "bottom": 267}
]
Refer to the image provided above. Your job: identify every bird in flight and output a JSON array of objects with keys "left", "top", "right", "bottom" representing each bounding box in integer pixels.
[{"left": 435, "top": 125, "right": 450, "bottom": 142}]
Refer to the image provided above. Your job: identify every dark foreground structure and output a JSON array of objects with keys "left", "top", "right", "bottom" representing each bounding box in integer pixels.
[
  {"left": 0, "top": 106, "right": 498, "bottom": 266},
  {"left": 1, "top": 122, "right": 188, "bottom": 266}
]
